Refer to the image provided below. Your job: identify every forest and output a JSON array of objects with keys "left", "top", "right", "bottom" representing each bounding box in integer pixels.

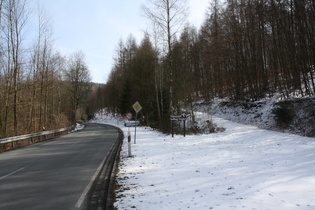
[
  {"left": 90, "top": 0, "right": 315, "bottom": 132},
  {"left": 1, "top": 0, "right": 314, "bottom": 137},
  {"left": 0, "top": 0, "right": 91, "bottom": 138}
]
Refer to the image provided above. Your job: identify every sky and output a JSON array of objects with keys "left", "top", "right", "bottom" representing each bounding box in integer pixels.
[{"left": 31, "top": 0, "right": 210, "bottom": 84}]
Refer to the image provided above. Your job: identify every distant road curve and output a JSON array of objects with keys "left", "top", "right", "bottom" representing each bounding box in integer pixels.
[{"left": 0, "top": 123, "right": 123, "bottom": 210}]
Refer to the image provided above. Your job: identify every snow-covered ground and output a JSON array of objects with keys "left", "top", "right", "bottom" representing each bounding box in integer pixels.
[{"left": 91, "top": 111, "right": 315, "bottom": 210}]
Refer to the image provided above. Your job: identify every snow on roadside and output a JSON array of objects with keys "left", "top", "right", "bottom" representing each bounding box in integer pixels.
[
  {"left": 91, "top": 112, "right": 315, "bottom": 209},
  {"left": 73, "top": 123, "right": 85, "bottom": 131}
]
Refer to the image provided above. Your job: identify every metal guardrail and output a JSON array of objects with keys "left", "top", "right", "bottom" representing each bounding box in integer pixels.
[
  {"left": 0, "top": 127, "right": 73, "bottom": 152},
  {"left": 0, "top": 127, "right": 71, "bottom": 144}
]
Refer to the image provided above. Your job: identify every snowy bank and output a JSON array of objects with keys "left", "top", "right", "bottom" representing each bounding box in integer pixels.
[
  {"left": 204, "top": 96, "right": 315, "bottom": 137},
  {"left": 91, "top": 112, "right": 315, "bottom": 209}
]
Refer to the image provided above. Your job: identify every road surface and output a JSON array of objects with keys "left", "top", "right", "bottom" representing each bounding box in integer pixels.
[{"left": 0, "top": 123, "right": 120, "bottom": 210}]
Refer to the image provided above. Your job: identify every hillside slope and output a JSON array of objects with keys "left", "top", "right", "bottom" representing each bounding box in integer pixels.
[
  {"left": 194, "top": 96, "right": 315, "bottom": 137},
  {"left": 104, "top": 116, "right": 315, "bottom": 210}
]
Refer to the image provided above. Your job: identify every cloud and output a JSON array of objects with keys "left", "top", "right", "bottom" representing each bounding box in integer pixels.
[{"left": 188, "top": 0, "right": 209, "bottom": 28}]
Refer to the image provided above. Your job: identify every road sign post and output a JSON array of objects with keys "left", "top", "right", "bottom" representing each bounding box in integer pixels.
[
  {"left": 132, "top": 101, "right": 142, "bottom": 144},
  {"left": 127, "top": 130, "right": 132, "bottom": 157},
  {"left": 171, "top": 114, "right": 188, "bottom": 137},
  {"left": 126, "top": 113, "right": 133, "bottom": 157}
]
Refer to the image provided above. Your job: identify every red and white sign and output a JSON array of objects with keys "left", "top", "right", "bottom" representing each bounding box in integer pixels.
[{"left": 126, "top": 112, "right": 133, "bottom": 120}]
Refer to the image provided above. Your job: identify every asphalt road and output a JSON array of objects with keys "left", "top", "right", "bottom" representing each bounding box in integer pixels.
[{"left": 0, "top": 123, "right": 119, "bottom": 210}]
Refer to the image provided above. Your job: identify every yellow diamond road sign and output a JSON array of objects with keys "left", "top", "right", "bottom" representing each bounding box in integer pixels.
[{"left": 133, "top": 101, "right": 142, "bottom": 113}]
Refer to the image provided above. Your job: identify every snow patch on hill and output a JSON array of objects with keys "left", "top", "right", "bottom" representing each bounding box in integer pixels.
[{"left": 194, "top": 96, "right": 315, "bottom": 137}]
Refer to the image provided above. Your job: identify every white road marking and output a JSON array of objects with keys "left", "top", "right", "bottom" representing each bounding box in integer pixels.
[
  {"left": 0, "top": 167, "right": 25, "bottom": 180},
  {"left": 74, "top": 151, "right": 110, "bottom": 208}
]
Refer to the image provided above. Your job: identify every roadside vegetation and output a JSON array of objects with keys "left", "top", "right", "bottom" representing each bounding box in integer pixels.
[
  {"left": 0, "top": 0, "right": 91, "bottom": 138},
  {"left": 1, "top": 0, "right": 314, "bottom": 138},
  {"left": 89, "top": 0, "right": 315, "bottom": 134}
]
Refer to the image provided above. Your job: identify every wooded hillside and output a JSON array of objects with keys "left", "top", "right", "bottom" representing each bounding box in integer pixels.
[
  {"left": 0, "top": 0, "right": 91, "bottom": 138},
  {"left": 95, "top": 0, "right": 314, "bottom": 132}
]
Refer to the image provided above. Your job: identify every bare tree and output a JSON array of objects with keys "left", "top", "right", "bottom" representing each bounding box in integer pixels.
[
  {"left": 1, "top": 0, "right": 29, "bottom": 136},
  {"left": 0, "top": 1, "right": 92, "bottom": 137},
  {"left": 29, "top": 4, "right": 56, "bottom": 132},
  {"left": 142, "top": 0, "right": 188, "bottom": 114},
  {"left": 65, "top": 51, "right": 91, "bottom": 122}
]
